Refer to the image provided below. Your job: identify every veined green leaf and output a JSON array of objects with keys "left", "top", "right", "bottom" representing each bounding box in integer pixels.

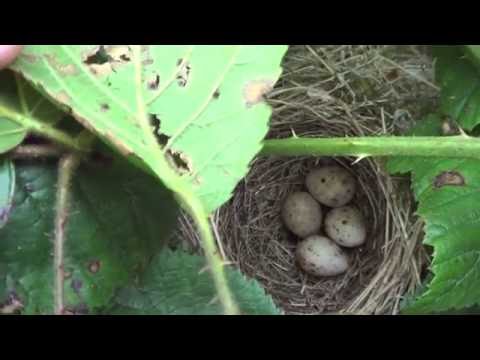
[
  {"left": 108, "top": 249, "right": 281, "bottom": 315},
  {"left": 11, "top": 45, "right": 288, "bottom": 213},
  {"left": 386, "top": 46, "right": 480, "bottom": 313},
  {"left": 0, "top": 117, "right": 26, "bottom": 154},
  {"left": 0, "top": 150, "right": 179, "bottom": 314},
  {"left": 0, "top": 70, "right": 67, "bottom": 153},
  {"left": 388, "top": 113, "right": 480, "bottom": 313}
]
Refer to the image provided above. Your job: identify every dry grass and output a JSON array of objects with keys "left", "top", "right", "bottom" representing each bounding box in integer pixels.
[{"left": 178, "top": 45, "right": 436, "bottom": 315}]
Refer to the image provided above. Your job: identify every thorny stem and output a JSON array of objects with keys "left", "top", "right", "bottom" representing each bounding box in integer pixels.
[
  {"left": 181, "top": 194, "right": 240, "bottom": 315},
  {"left": 54, "top": 153, "right": 80, "bottom": 315},
  {"left": 154, "top": 147, "right": 240, "bottom": 314},
  {"left": 131, "top": 45, "right": 240, "bottom": 315},
  {"left": 261, "top": 136, "right": 480, "bottom": 160}
]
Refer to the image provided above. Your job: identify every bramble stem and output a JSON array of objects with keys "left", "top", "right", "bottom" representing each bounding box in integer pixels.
[
  {"left": 54, "top": 153, "right": 80, "bottom": 315},
  {"left": 261, "top": 136, "right": 480, "bottom": 159}
]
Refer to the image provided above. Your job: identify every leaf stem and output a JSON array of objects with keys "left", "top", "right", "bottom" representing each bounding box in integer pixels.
[
  {"left": 261, "top": 136, "right": 480, "bottom": 159},
  {"left": 54, "top": 153, "right": 80, "bottom": 315},
  {"left": 181, "top": 193, "right": 240, "bottom": 315},
  {"left": 0, "top": 105, "right": 89, "bottom": 153},
  {"left": 150, "top": 150, "right": 240, "bottom": 315}
]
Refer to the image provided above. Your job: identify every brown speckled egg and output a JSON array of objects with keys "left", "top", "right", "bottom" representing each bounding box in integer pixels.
[
  {"left": 281, "top": 192, "right": 322, "bottom": 238},
  {"left": 296, "top": 235, "right": 349, "bottom": 277}
]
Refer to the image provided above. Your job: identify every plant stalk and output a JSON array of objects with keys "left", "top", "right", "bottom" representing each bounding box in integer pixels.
[
  {"left": 261, "top": 136, "right": 480, "bottom": 159},
  {"left": 182, "top": 194, "right": 240, "bottom": 315},
  {"left": 54, "top": 153, "right": 80, "bottom": 315}
]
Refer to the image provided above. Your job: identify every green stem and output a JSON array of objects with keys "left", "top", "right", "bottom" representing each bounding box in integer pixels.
[
  {"left": 0, "top": 105, "right": 89, "bottom": 152},
  {"left": 261, "top": 136, "right": 480, "bottom": 159},
  {"left": 54, "top": 153, "right": 80, "bottom": 315},
  {"left": 150, "top": 153, "right": 239, "bottom": 315},
  {"left": 153, "top": 164, "right": 240, "bottom": 315},
  {"left": 179, "top": 192, "right": 240, "bottom": 315}
]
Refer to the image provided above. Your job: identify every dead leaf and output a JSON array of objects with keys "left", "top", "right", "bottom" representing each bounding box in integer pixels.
[{"left": 243, "top": 79, "right": 275, "bottom": 108}]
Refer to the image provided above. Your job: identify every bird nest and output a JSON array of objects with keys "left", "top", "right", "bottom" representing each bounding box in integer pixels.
[{"left": 177, "top": 45, "right": 437, "bottom": 315}]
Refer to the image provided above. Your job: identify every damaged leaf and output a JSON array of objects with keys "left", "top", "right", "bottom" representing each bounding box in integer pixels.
[
  {"left": 11, "top": 45, "right": 288, "bottom": 213},
  {"left": 386, "top": 47, "right": 480, "bottom": 313},
  {"left": 388, "top": 113, "right": 480, "bottom": 313},
  {"left": 388, "top": 47, "right": 480, "bottom": 313},
  {"left": 433, "top": 171, "right": 466, "bottom": 188}
]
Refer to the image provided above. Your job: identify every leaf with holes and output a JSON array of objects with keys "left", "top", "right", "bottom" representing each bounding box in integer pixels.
[
  {"left": 388, "top": 111, "right": 480, "bottom": 313},
  {"left": 10, "top": 45, "right": 288, "bottom": 213},
  {"left": 106, "top": 249, "right": 281, "bottom": 315},
  {"left": 0, "top": 158, "right": 15, "bottom": 229},
  {"left": 386, "top": 46, "right": 480, "bottom": 313},
  {"left": 0, "top": 150, "right": 179, "bottom": 314}
]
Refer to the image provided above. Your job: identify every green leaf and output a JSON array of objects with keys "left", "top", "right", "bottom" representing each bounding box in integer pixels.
[
  {"left": 0, "top": 158, "right": 15, "bottom": 228},
  {"left": 0, "top": 69, "right": 68, "bottom": 153},
  {"left": 0, "top": 118, "right": 26, "bottom": 154},
  {"left": 0, "top": 150, "right": 180, "bottom": 314},
  {"left": 387, "top": 47, "right": 480, "bottom": 313},
  {"left": 387, "top": 113, "right": 480, "bottom": 313},
  {"left": 0, "top": 70, "right": 65, "bottom": 123},
  {"left": 432, "top": 46, "right": 480, "bottom": 131},
  {"left": 464, "top": 45, "right": 480, "bottom": 71},
  {"left": 11, "top": 45, "right": 288, "bottom": 213},
  {"left": 108, "top": 249, "right": 281, "bottom": 315}
]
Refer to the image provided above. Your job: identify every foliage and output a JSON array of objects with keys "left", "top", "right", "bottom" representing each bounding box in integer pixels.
[
  {"left": 108, "top": 249, "right": 281, "bottom": 315},
  {"left": 0, "top": 153, "right": 179, "bottom": 314},
  {"left": 388, "top": 46, "right": 480, "bottom": 313},
  {"left": 0, "top": 45, "right": 286, "bottom": 315},
  {"left": 6, "top": 44, "right": 480, "bottom": 315},
  {"left": 10, "top": 45, "right": 287, "bottom": 213}
]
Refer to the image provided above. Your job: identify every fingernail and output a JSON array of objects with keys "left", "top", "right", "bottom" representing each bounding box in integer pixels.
[{"left": 0, "top": 45, "right": 23, "bottom": 69}]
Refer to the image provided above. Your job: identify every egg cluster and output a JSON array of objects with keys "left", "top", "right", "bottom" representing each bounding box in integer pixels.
[{"left": 281, "top": 165, "right": 367, "bottom": 277}]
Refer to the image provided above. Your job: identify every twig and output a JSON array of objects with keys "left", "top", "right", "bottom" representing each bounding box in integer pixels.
[
  {"left": 10, "top": 144, "right": 65, "bottom": 159},
  {"left": 54, "top": 153, "right": 80, "bottom": 315}
]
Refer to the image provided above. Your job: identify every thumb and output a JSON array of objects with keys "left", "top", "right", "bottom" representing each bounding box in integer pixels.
[{"left": 0, "top": 45, "right": 23, "bottom": 69}]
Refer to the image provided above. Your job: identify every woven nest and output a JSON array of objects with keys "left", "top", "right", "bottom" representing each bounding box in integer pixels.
[{"left": 178, "top": 45, "right": 438, "bottom": 315}]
